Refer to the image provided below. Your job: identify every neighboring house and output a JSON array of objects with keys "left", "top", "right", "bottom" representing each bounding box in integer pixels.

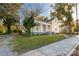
[
  {"left": 31, "top": 16, "right": 61, "bottom": 35},
  {"left": 49, "top": 18, "right": 61, "bottom": 33}
]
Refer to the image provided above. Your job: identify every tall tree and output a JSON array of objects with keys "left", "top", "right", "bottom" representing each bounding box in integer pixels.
[
  {"left": 23, "top": 13, "right": 35, "bottom": 35},
  {"left": 51, "top": 3, "right": 74, "bottom": 34},
  {"left": 22, "top": 4, "right": 43, "bottom": 36},
  {"left": 0, "top": 3, "right": 22, "bottom": 34}
]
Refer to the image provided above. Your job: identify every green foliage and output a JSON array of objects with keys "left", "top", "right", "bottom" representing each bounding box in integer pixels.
[
  {"left": 0, "top": 3, "right": 22, "bottom": 34},
  {"left": 23, "top": 16, "right": 35, "bottom": 28},
  {"left": 0, "top": 23, "right": 5, "bottom": 34},
  {"left": 3, "top": 16, "right": 19, "bottom": 34},
  {"left": 11, "top": 23, "right": 25, "bottom": 34},
  {"left": 23, "top": 13, "right": 36, "bottom": 36},
  {"left": 11, "top": 34, "right": 65, "bottom": 54},
  {"left": 51, "top": 3, "right": 74, "bottom": 34},
  {"left": 22, "top": 4, "right": 43, "bottom": 36},
  {"left": 74, "top": 24, "right": 79, "bottom": 32},
  {"left": 60, "top": 29, "right": 68, "bottom": 34},
  {"left": 51, "top": 3, "right": 74, "bottom": 22},
  {"left": 0, "top": 4, "right": 22, "bottom": 19},
  {"left": 0, "top": 23, "right": 7, "bottom": 34}
]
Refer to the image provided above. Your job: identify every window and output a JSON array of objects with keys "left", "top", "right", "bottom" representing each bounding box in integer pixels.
[
  {"left": 36, "top": 27, "right": 39, "bottom": 30},
  {"left": 55, "top": 28, "right": 57, "bottom": 31},
  {"left": 43, "top": 24, "right": 46, "bottom": 31}
]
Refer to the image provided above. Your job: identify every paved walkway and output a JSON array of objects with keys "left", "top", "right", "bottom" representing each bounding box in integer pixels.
[
  {"left": 21, "top": 35, "right": 79, "bottom": 56},
  {"left": 0, "top": 35, "right": 18, "bottom": 56}
]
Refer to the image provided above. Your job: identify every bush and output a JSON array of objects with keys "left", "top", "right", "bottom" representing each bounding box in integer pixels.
[
  {"left": 11, "top": 25, "right": 25, "bottom": 34},
  {"left": 0, "top": 23, "right": 7, "bottom": 34},
  {"left": 60, "top": 29, "right": 67, "bottom": 34}
]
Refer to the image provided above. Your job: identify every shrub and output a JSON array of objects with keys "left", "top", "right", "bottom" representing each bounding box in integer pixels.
[
  {"left": 0, "top": 23, "right": 7, "bottom": 34},
  {"left": 60, "top": 29, "right": 67, "bottom": 34}
]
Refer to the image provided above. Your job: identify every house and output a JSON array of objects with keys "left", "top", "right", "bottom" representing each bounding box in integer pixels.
[
  {"left": 0, "top": 15, "right": 61, "bottom": 34},
  {"left": 31, "top": 16, "right": 61, "bottom": 35}
]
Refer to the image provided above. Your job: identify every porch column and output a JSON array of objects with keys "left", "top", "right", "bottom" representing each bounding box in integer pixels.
[
  {"left": 46, "top": 24, "right": 48, "bottom": 32},
  {"left": 40, "top": 23, "right": 43, "bottom": 32}
]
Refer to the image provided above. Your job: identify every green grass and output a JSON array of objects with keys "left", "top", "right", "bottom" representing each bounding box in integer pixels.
[{"left": 11, "top": 34, "right": 65, "bottom": 54}]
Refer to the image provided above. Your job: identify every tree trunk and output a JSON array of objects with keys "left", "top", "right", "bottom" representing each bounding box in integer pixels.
[
  {"left": 68, "top": 22, "right": 72, "bottom": 34},
  {"left": 27, "top": 28, "right": 31, "bottom": 36},
  {"left": 7, "top": 25, "right": 11, "bottom": 34}
]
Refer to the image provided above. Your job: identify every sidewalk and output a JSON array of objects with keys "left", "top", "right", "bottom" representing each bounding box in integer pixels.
[
  {"left": 0, "top": 35, "right": 17, "bottom": 56},
  {"left": 21, "top": 35, "right": 79, "bottom": 56}
]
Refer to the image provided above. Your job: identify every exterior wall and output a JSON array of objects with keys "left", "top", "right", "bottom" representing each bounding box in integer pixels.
[
  {"left": 31, "top": 18, "right": 61, "bottom": 35},
  {"left": 51, "top": 18, "right": 60, "bottom": 33},
  {"left": 31, "top": 20, "right": 52, "bottom": 34}
]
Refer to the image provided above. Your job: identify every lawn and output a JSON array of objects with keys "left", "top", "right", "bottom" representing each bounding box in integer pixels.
[{"left": 11, "top": 34, "right": 65, "bottom": 54}]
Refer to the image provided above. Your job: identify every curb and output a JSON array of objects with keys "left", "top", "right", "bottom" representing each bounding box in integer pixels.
[{"left": 67, "top": 43, "right": 79, "bottom": 56}]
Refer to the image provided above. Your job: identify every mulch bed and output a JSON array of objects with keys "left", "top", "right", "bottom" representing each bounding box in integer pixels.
[{"left": 71, "top": 45, "right": 79, "bottom": 56}]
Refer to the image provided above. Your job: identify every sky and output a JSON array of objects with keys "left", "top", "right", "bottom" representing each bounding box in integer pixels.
[
  {"left": 19, "top": 3, "right": 52, "bottom": 24},
  {"left": 19, "top": 3, "right": 79, "bottom": 24},
  {"left": 20, "top": 3, "right": 51, "bottom": 17}
]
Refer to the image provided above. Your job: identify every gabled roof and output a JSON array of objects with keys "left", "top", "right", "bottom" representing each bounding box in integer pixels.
[{"left": 34, "top": 16, "right": 49, "bottom": 22}]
